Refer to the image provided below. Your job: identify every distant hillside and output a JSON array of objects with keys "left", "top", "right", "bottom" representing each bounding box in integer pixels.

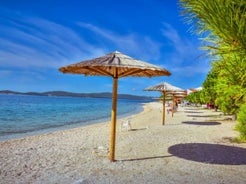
[{"left": 0, "top": 90, "right": 154, "bottom": 100}]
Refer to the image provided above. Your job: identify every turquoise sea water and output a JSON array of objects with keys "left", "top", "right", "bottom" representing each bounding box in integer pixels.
[{"left": 0, "top": 94, "right": 149, "bottom": 141}]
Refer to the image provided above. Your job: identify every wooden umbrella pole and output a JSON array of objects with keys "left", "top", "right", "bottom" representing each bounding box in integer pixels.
[
  {"left": 162, "top": 91, "right": 166, "bottom": 125},
  {"left": 172, "top": 94, "right": 174, "bottom": 117},
  {"left": 109, "top": 77, "right": 118, "bottom": 162}
]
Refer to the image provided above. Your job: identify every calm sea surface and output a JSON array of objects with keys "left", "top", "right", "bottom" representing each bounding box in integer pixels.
[{"left": 0, "top": 94, "right": 150, "bottom": 141}]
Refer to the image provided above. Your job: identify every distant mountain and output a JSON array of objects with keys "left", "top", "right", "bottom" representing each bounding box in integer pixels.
[{"left": 0, "top": 90, "right": 154, "bottom": 100}]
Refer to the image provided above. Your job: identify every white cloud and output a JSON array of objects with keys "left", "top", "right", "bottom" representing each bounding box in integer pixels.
[
  {"left": 161, "top": 22, "right": 202, "bottom": 64},
  {"left": 0, "top": 13, "right": 106, "bottom": 69},
  {"left": 161, "top": 22, "right": 210, "bottom": 76},
  {"left": 0, "top": 68, "right": 47, "bottom": 84},
  {"left": 0, "top": 70, "right": 12, "bottom": 77},
  {"left": 0, "top": 7, "right": 163, "bottom": 71},
  {"left": 171, "top": 65, "right": 210, "bottom": 76},
  {"left": 77, "top": 22, "right": 162, "bottom": 61}
]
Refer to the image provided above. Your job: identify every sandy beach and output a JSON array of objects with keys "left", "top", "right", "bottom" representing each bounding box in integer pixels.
[{"left": 1, "top": 101, "right": 246, "bottom": 184}]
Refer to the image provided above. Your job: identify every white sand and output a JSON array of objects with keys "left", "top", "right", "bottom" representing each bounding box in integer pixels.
[{"left": 0, "top": 102, "right": 246, "bottom": 184}]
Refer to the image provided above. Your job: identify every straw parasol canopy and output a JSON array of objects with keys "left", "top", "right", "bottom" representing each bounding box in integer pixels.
[
  {"left": 145, "top": 82, "right": 184, "bottom": 125},
  {"left": 59, "top": 51, "right": 171, "bottom": 161},
  {"left": 59, "top": 51, "right": 171, "bottom": 78}
]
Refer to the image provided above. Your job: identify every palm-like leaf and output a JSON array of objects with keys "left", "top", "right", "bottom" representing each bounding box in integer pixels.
[{"left": 179, "top": 0, "right": 246, "bottom": 57}]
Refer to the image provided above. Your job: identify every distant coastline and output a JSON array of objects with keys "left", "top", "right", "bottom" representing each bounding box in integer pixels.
[{"left": 0, "top": 90, "right": 155, "bottom": 100}]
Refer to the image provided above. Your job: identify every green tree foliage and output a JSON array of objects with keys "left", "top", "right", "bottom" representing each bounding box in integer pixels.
[
  {"left": 212, "top": 56, "right": 246, "bottom": 114},
  {"left": 185, "top": 91, "right": 205, "bottom": 105},
  {"left": 202, "top": 66, "right": 219, "bottom": 105},
  {"left": 236, "top": 104, "right": 246, "bottom": 141},
  {"left": 179, "top": 0, "right": 246, "bottom": 58},
  {"left": 179, "top": 0, "right": 246, "bottom": 139},
  {"left": 179, "top": 0, "right": 246, "bottom": 112}
]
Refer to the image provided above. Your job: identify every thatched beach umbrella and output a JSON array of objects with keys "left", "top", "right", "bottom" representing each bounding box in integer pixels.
[
  {"left": 145, "top": 82, "right": 183, "bottom": 125},
  {"left": 59, "top": 51, "right": 171, "bottom": 161},
  {"left": 166, "top": 91, "right": 186, "bottom": 117}
]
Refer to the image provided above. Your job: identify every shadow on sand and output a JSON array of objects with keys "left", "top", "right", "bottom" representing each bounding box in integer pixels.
[
  {"left": 184, "top": 111, "right": 204, "bottom": 114},
  {"left": 186, "top": 114, "right": 220, "bottom": 118},
  {"left": 168, "top": 143, "right": 246, "bottom": 165},
  {"left": 130, "top": 128, "right": 148, "bottom": 131},
  {"left": 118, "top": 155, "right": 172, "bottom": 162},
  {"left": 182, "top": 121, "right": 221, "bottom": 126},
  {"left": 184, "top": 108, "right": 203, "bottom": 111}
]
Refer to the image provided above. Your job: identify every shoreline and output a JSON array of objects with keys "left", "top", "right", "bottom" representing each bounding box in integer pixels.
[
  {"left": 0, "top": 100, "right": 145, "bottom": 142},
  {"left": 1, "top": 101, "right": 246, "bottom": 184}
]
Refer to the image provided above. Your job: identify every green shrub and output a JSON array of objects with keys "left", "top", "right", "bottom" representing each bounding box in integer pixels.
[{"left": 236, "top": 104, "right": 246, "bottom": 141}]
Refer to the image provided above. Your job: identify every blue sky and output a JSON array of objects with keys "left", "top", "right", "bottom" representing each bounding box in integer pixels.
[{"left": 0, "top": 0, "right": 210, "bottom": 96}]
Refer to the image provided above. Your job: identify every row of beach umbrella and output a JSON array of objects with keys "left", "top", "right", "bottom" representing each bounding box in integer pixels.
[
  {"left": 59, "top": 51, "right": 186, "bottom": 161},
  {"left": 144, "top": 82, "right": 186, "bottom": 125}
]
